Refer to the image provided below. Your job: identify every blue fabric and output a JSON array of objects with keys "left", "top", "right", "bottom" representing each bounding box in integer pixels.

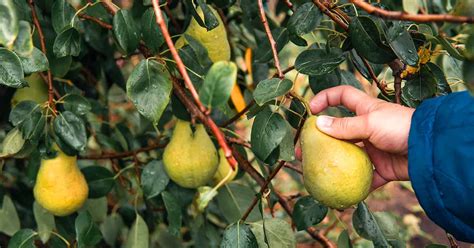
[{"left": 409, "top": 91, "right": 474, "bottom": 242}]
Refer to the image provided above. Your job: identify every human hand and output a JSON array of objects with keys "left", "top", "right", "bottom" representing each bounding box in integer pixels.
[{"left": 309, "top": 86, "right": 415, "bottom": 190}]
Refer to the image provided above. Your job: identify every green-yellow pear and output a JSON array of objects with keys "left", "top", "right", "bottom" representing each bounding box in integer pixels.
[
  {"left": 212, "top": 149, "right": 238, "bottom": 185},
  {"left": 300, "top": 116, "right": 373, "bottom": 209},
  {"left": 451, "top": 0, "right": 474, "bottom": 16},
  {"left": 175, "top": 6, "right": 231, "bottom": 62},
  {"left": 163, "top": 120, "right": 219, "bottom": 188},
  {"left": 11, "top": 73, "right": 48, "bottom": 106},
  {"left": 34, "top": 146, "right": 89, "bottom": 216}
]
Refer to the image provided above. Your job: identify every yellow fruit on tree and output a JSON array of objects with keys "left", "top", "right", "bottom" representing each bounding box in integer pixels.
[
  {"left": 34, "top": 146, "right": 88, "bottom": 216},
  {"left": 300, "top": 116, "right": 373, "bottom": 209},
  {"left": 11, "top": 73, "right": 48, "bottom": 106},
  {"left": 175, "top": 6, "right": 231, "bottom": 62},
  {"left": 163, "top": 120, "right": 219, "bottom": 188},
  {"left": 212, "top": 149, "right": 238, "bottom": 185}
]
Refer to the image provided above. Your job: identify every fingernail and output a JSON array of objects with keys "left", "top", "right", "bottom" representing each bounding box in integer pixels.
[{"left": 316, "top": 115, "right": 334, "bottom": 129}]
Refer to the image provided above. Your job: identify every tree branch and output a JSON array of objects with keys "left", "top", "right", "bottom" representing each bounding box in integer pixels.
[
  {"left": 79, "top": 13, "right": 113, "bottom": 29},
  {"left": 152, "top": 0, "right": 206, "bottom": 113},
  {"left": 28, "top": 0, "right": 55, "bottom": 113},
  {"left": 100, "top": 0, "right": 117, "bottom": 15},
  {"left": 351, "top": 0, "right": 474, "bottom": 23},
  {"left": 257, "top": 0, "right": 284, "bottom": 78},
  {"left": 220, "top": 100, "right": 255, "bottom": 127},
  {"left": 79, "top": 142, "right": 167, "bottom": 160}
]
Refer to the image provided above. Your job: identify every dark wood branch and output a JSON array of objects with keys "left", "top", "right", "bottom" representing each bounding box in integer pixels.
[
  {"left": 312, "top": 0, "right": 348, "bottom": 31},
  {"left": 100, "top": 1, "right": 117, "bottom": 15},
  {"left": 351, "top": 0, "right": 474, "bottom": 23},
  {"left": 79, "top": 13, "right": 113, "bottom": 29},
  {"left": 257, "top": 0, "right": 284, "bottom": 78},
  {"left": 79, "top": 142, "right": 167, "bottom": 160},
  {"left": 220, "top": 100, "right": 255, "bottom": 127},
  {"left": 28, "top": 0, "right": 56, "bottom": 112}
]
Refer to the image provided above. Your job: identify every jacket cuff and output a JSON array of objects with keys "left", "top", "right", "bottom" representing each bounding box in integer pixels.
[{"left": 408, "top": 95, "right": 474, "bottom": 242}]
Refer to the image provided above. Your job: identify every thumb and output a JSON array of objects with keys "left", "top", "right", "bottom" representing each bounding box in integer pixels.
[{"left": 316, "top": 115, "right": 371, "bottom": 140}]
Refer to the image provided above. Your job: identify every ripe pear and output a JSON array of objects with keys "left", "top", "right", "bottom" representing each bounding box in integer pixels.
[
  {"left": 301, "top": 116, "right": 373, "bottom": 209},
  {"left": 163, "top": 120, "right": 219, "bottom": 188},
  {"left": 11, "top": 73, "right": 48, "bottom": 106},
  {"left": 175, "top": 6, "right": 231, "bottom": 62},
  {"left": 212, "top": 149, "right": 238, "bottom": 185},
  {"left": 34, "top": 146, "right": 89, "bottom": 216}
]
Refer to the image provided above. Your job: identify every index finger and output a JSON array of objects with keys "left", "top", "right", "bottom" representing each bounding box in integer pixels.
[{"left": 309, "top": 85, "right": 383, "bottom": 115}]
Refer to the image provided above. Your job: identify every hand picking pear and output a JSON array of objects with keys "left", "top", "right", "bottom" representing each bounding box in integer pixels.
[
  {"left": 301, "top": 116, "right": 373, "bottom": 209},
  {"left": 34, "top": 146, "right": 89, "bottom": 216},
  {"left": 163, "top": 120, "right": 219, "bottom": 188},
  {"left": 11, "top": 73, "right": 48, "bottom": 106},
  {"left": 175, "top": 6, "right": 231, "bottom": 62},
  {"left": 212, "top": 149, "right": 238, "bottom": 185}
]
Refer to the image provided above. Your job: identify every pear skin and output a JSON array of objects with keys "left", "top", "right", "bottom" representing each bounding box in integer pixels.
[
  {"left": 163, "top": 120, "right": 219, "bottom": 188},
  {"left": 212, "top": 149, "right": 238, "bottom": 185},
  {"left": 301, "top": 116, "right": 373, "bottom": 209},
  {"left": 34, "top": 147, "right": 88, "bottom": 216},
  {"left": 11, "top": 73, "right": 48, "bottom": 106},
  {"left": 175, "top": 6, "right": 230, "bottom": 62}
]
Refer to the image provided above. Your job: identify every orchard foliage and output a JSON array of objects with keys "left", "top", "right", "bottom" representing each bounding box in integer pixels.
[{"left": 0, "top": 0, "right": 473, "bottom": 247}]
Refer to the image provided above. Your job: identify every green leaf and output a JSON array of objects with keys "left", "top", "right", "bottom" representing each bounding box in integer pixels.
[
  {"left": 253, "top": 78, "right": 293, "bottom": 105},
  {"left": 75, "top": 211, "right": 102, "bottom": 248},
  {"left": 403, "top": 65, "right": 437, "bottom": 101},
  {"left": 278, "top": 130, "right": 295, "bottom": 161},
  {"left": 254, "top": 28, "right": 289, "bottom": 63},
  {"left": 199, "top": 61, "right": 237, "bottom": 108},
  {"left": 7, "top": 229, "right": 36, "bottom": 248},
  {"left": 0, "top": 195, "right": 21, "bottom": 236},
  {"left": 1, "top": 127, "right": 25, "bottom": 157},
  {"left": 403, "top": 0, "right": 420, "bottom": 14},
  {"left": 287, "top": 2, "right": 322, "bottom": 37},
  {"left": 220, "top": 223, "right": 258, "bottom": 248},
  {"left": 216, "top": 183, "right": 261, "bottom": 223},
  {"left": 63, "top": 94, "right": 91, "bottom": 116},
  {"left": 295, "top": 48, "right": 345, "bottom": 76},
  {"left": 124, "top": 213, "right": 149, "bottom": 248},
  {"left": 292, "top": 196, "right": 328, "bottom": 231},
  {"left": 127, "top": 59, "right": 172, "bottom": 125},
  {"left": 0, "top": 48, "right": 26, "bottom": 88},
  {"left": 349, "top": 17, "right": 396, "bottom": 64},
  {"left": 141, "top": 160, "right": 169, "bottom": 199},
  {"left": 9, "top": 101, "right": 40, "bottom": 126},
  {"left": 113, "top": 9, "right": 139, "bottom": 54},
  {"left": 19, "top": 47, "right": 49, "bottom": 74},
  {"left": 0, "top": 0, "right": 19, "bottom": 48},
  {"left": 81, "top": 166, "right": 115, "bottom": 198},
  {"left": 19, "top": 110, "right": 45, "bottom": 141},
  {"left": 193, "top": 1, "right": 219, "bottom": 30},
  {"left": 249, "top": 219, "right": 296, "bottom": 248},
  {"left": 141, "top": 8, "right": 165, "bottom": 54},
  {"left": 53, "top": 27, "right": 81, "bottom": 57},
  {"left": 436, "top": 35, "right": 464, "bottom": 61},
  {"left": 352, "top": 202, "right": 390, "bottom": 247},
  {"left": 33, "top": 202, "right": 55, "bottom": 244},
  {"left": 250, "top": 108, "right": 289, "bottom": 161},
  {"left": 81, "top": 198, "right": 108, "bottom": 223},
  {"left": 53, "top": 111, "right": 87, "bottom": 151},
  {"left": 100, "top": 213, "right": 124, "bottom": 247},
  {"left": 463, "top": 60, "right": 474, "bottom": 93},
  {"left": 13, "top": 21, "right": 33, "bottom": 56},
  {"left": 386, "top": 21, "right": 418, "bottom": 66},
  {"left": 51, "top": 0, "right": 76, "bottom": 33},
  {"left": 162, "top": 191, "right": 182, "bottom": 237},
  {"left": 337, "top": 230, "right": 353, "bottom": 248},
  {"left": 425, "top": 62, "right": 451, "bottom": 96}
]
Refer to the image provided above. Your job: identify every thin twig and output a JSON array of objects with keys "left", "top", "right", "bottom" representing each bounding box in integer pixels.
[
  {"left": 284, "top": 162, "right": 302, "bottom": 175},
  {"left": 79, "top": 142, "right": 167, "bottom": 160},
  {"left": 28, "top": 0, "right": 56, "bottom": 112},
  {"left": 312, "top": 0, "right": 348, "bottom": 31},
  {"left": 220, "top": 100, "right": 256, "bottom": 127},
  {"left": 272, "top": 65, "right": 295, "bottom": 78},
  {"left": 257, "top": 0, "right": 284, "bottom": 78},
  {"left": 79, "top": 13, "right": 113, "bottom": 29},
  {"left": 100, "top": 0, "right": 117, "bottom": 15},
  {"left": 152, "top": 0, "right": 206, "bottom": 113},
  {"left": 351, "top": 0, "right": 474, "bottom": 23}
]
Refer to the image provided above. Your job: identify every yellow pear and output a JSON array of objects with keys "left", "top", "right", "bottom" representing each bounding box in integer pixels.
[
  {"left": 163, "top": 120, "right": 219, "bottom": 188},
  {"left": 300, "top": 116, "right": 373, "bottom": 209},
  {"left": 11, "top": 73, "right": 48, "bottom": 106},
  {"left": 175, "top": 6, "right": 231, "bottom": 62},
  {"left": 33, "top": 146, "right": 88, "bottom": 216},
  {"left": 212, "top": 149, "right": 238, "bottom": 185}
]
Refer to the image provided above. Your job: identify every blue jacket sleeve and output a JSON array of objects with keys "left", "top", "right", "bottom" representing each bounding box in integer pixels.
[{"left": 409, "top": 91, "right": 474, "bottom": 242}]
